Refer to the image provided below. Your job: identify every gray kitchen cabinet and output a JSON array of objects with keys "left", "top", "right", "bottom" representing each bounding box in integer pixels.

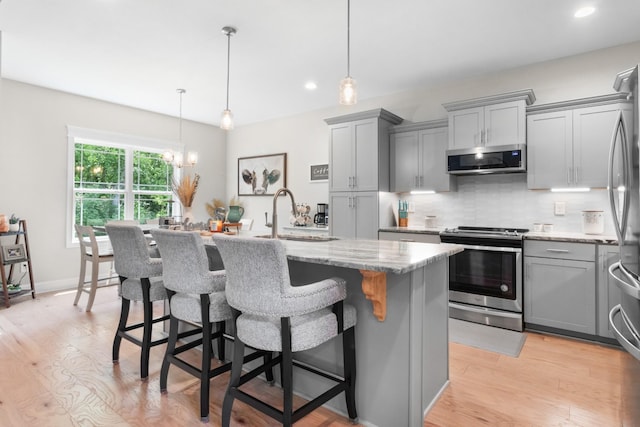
[
  {"left": 389, "top": 120, "right": 456, "bottom": 193},
  {"left": 378, "top": 231, "right": 441, "bottom": 244},
  {"left": 326, "top": 109, "right": 403, "bottom": 240},
  {"left": 443, "top": 90, "right": 535, "bottom": 150},
  {"left": 524, "top": 240, "right": 596, "bottom": 335},
  {"left": 329, "top": 191, "right": 379, "bottom": 240},
  {"left": 527, "top": 95, "right": 632, "bottom": 189},
  {"left": 597, "top": 244, "right": 623, "bottom": 340},
  {"left": 325, "top": 109, "right": 403, "bottom": 192}
]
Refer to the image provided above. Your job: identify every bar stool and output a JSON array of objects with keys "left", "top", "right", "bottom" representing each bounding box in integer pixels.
[
  {"left": 105, "top": 224, "right": 169, "bottom": 379},
  {"left": 73, "top": 224, "right": 115, "bottom": 311},
  {"left": 213, "top": 234, "right": 358, "bottom": 427},
  {"left": 152, "top": 229, "right": 232, "bottom": 422}
]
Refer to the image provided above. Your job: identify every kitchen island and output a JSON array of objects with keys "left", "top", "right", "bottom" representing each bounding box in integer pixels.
[{"left": 206, "top": 236, "right": 462, "bottom": 427}]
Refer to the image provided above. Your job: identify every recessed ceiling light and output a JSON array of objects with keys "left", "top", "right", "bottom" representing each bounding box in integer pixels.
[
  {"left": 305, "top": 82, "right": 318, "bottom": 90},
  {"left": 574, "top": 6, "right": 595, "bottom": 18}
]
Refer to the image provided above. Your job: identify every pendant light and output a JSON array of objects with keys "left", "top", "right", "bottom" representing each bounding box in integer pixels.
[
  {"left": 163, "top": 88, "right": 198, "bottom": 168},
  {"left": 339, "top": 0, "right": 357, "bottom": 105},
  {"left": 221, "top": 26, "right": 236, "bottom": 130}
]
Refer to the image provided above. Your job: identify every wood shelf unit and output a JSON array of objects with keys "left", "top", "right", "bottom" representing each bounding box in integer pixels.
[{"left": 0, "top": 219, "right": 36, "bottom": 307}]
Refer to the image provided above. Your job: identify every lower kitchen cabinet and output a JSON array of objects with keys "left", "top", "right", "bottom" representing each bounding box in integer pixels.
[
  {"left": 329, "top": 191, "right": 379, "bottom": 240},
  {"left": 524, "top": 240, "right": 596, "bottom": 335},
  {"left": 597, "top": 244, "right": 623, "bottom": 340}
]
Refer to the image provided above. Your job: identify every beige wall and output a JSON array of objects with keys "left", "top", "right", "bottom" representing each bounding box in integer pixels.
[{"left": 0, "top": 80, "right": 225, "bottom": 290}]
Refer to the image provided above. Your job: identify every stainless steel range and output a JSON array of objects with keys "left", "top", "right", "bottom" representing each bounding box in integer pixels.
[{"left": 440, "top": 226, "right": 528, "bottom": 331}]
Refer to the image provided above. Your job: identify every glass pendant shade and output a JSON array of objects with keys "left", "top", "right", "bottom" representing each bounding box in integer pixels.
[
  {"left": 339, "top": 76, "right": 357, "bottom": 105},
  {"left": 220, "top": 109, "right": 234, "bottom": 130},
  {"left": 186, "top": 151, "right": 198, "bottom": 166}
]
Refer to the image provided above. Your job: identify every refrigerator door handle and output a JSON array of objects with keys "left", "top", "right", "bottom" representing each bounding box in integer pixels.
[
  {"left": 609, "top": 261, "right": 640, "bottom": 300},
  {"left": 609, "top": 304, "right": 640, "bottom": 360},
  {"left": 608, "top": 110, "right": 630, "bottom": 243}
]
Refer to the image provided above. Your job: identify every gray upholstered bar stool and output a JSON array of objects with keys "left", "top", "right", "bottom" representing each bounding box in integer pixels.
[
  {"left": 105, "top": 224, "right": 169, "bottom": 380},
  {"left": 152, "top": 229, "right": 232, "bottom": 422},
  {"left": 213, "top": 234, "right": 358, "bottom": 427}
]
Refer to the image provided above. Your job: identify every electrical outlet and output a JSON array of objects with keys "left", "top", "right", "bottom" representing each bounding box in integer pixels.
[
  {"left": 20, "top": 262, "right": 27, "bottom": 273},
  {"left": 554, "top": 201, "right": 566, "bottom": 216}
]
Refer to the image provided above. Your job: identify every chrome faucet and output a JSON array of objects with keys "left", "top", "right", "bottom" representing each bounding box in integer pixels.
[{"left": 271, "top": 188, "right": 297, "bottom": 238}]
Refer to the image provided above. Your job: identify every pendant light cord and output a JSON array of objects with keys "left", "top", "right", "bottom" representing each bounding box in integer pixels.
[
  {"left": 347, "top": 0, "right": 351, "bottom": 77},
  {"left": 225, "top": 31, "right": 231, "bottom": 110},
  {"left": 177, "top": 88, "right": 185, "bottom": 142}
]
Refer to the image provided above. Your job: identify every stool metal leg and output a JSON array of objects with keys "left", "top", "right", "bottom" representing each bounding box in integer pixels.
[
  {"left": 281, "top": 317, "right": 293, "bottom": 427},
  {"left": 200, "top": 294, "right": 212, "bottom": 422},
  {"left": 112, "top": 277, "right": 129, "bottom": 364},
  {"left": 222, "top": 309, "right": 244, "bottom": 427},
  {"left": 343, "top": 327, "right": 358, "bottom": 422},
  {"left": 140, "top": 277, "right": 153, "bottom": 379},
  {"left": 160, "top": 315, "right": 179, "bottom": 392}
]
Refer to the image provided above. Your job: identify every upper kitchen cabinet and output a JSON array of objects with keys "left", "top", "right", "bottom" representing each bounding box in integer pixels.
[
  {"left": 325, "top": 109, "right": 403, "bottom": 192},
  {"left": 389, "top": 119, "right": 456, "bottom": 193},
  {"left": 527, "top": 94, "right": 632, "bottom": 190},
  {"left": 443, "top": 89, "right": 536, "bottom": 150}
]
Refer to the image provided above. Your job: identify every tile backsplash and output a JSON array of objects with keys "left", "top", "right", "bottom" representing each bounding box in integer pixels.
[{"left": 401, "top": 174, "right": 614, "bottom": 235}]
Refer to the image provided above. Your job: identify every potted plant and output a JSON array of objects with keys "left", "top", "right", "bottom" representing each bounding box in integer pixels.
[{"left": 8, "top": 214, "right": 19, "bottom": 232}]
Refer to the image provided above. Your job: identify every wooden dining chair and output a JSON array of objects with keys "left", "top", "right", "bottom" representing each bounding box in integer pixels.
[{"left": 73, "top": 224, "right": 116, "bottom": 311}]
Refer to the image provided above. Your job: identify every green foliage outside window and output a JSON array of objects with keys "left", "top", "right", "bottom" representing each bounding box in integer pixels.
[{"left": 74, "top": 143, "right": 174, "bottom": 229}]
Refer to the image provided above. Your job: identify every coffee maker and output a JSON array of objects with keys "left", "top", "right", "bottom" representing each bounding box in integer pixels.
[{"left": 314, "top": 203, "right": 328, "bottom": 226}]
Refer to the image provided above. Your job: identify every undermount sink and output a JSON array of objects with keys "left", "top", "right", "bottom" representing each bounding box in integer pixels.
[{"left": 255, "top": 234, "right": 338, "bottom": 242}]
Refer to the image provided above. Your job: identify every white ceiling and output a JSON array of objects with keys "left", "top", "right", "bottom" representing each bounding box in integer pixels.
[{"left": 1, "top": 0, "right": 640, "bottom": 127}]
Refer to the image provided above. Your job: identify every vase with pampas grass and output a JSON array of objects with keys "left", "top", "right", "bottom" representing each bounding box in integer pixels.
[{"left": 173, "top": 173, "right": 200, "bottom": 224}]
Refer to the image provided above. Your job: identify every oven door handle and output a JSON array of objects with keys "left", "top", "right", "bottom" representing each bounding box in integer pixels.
[{"left": 452, "top": 243, "right": 522, "bottom": 253}]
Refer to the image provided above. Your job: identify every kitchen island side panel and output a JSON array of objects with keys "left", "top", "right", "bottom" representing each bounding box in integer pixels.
[{"left": 287, "top": 257, "right": 449, "bottom": 427}]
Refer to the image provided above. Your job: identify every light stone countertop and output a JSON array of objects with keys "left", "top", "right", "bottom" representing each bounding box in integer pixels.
[
  {"left": 379, "top": 226, "right": 443, "bottom": 235},
  {"left": 281, "top": 238, "right": 462, "bottom": 275},
  {"left": 204, "top": 235, "right": 462, "bottom": 275},
  {"left": 524, "top": 231, "right": 618, "bottom": 245},
  {"left": 379, "top": 226, "right": 619, "bottom": 244}
]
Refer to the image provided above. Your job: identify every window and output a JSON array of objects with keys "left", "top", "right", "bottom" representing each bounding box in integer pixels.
[{"left": 67, "top": 126, "right": 181, "bottom": 245}]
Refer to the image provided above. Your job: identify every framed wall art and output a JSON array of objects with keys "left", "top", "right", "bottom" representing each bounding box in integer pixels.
[
  {"left": 309, "top": 164, "right": 329, "bottom": 182},
  {"left": 238, "top": 153, "right": 287, "bottom": 196},
  {"left": 2, "top": 244, "right": 27, "bottom": 263}
]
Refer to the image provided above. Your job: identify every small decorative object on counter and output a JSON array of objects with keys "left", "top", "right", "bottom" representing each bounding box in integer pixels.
[
  {"left": 582, "top": 210, "right": 604, "bottom": 234},
  {"left": 8, "top": 214, "right": 19, "bottom": 232},
  {"left": 543, "top": 223, "right": 554, "bottom": 233},
  {"left": 532, "top": 223, "right": 543, "bottom": 232},
  {"left": 398, "top": 200, "right": 408, "bottom": 227},
  {"left": 291, "top": 203, "right": 312, "bottom": 226},
  {"left": 173, "top": 173, "right": 200, "bottom": 225},
  {"left": 0, "top": 214, "right": 8, "bottom": 233}
]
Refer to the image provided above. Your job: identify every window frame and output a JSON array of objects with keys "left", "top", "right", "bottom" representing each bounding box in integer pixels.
[{"left": 66, "top": 126, "right": 182, "bottom": 247}]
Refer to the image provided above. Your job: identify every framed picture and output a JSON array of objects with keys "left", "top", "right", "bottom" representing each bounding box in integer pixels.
[
  {"left": 2, "top": 244, "right": 27, "bottom": 263},
  {"left": 310, "top": 164, "right": 329, "bottom": 182},
  {"left": 238, "top": 153, "right": 287, "bottom": 196}
]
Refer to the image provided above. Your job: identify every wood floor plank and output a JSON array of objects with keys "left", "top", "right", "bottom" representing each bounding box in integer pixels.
[{"left": 0, "top": 289, "right": 631, "bottom": 426}]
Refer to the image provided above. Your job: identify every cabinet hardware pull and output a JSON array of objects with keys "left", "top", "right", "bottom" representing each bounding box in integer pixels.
[
  {"left": 575, "top": 166, "right": 579, "bottom": 184},
  {"left": 485, "top": 128, "right": 489, "bottom": 145},
  {"left": 546, "top": 249, "right": 570, "bottom": 253}
]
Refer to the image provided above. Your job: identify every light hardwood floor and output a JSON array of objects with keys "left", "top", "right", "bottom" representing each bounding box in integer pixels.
[{"left": 0, "top": 288, "right": 632, "bottom": 426}]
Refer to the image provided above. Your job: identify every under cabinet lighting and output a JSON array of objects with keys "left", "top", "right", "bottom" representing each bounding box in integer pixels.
[
  {"left": 550, "top": 187, "right": 591, "bottom": 193},
  {"left": 410, "top": 190, "right": 436, "bottom": 195}
]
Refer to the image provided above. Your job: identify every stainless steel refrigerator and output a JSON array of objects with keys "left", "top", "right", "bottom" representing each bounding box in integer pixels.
[{"left": 609, "top": 64, "right": 640, "bottom": 425}]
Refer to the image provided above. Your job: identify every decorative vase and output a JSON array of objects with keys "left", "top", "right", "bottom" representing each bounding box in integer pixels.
[
  {"left": 226, "top": 205, "right": 244, "bottom": 223},
  {"left": 182, "top": 206, "right": 194, "bottom": 225}
]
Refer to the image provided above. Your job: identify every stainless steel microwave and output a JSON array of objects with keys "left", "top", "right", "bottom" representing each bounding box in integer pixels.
[{"left": 447, "top": 144, "right": 526, "bottom": 175}]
